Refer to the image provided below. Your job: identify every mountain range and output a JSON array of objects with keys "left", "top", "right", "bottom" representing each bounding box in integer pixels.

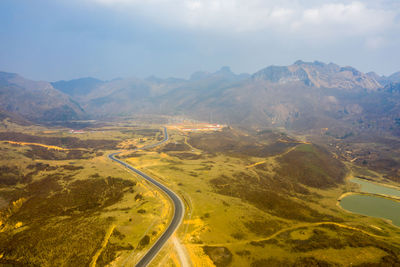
[
  {"left": 0, "top": 72, "right": 85, "bottom": 123},
  {"left": 1, "top": 61, "right": 400, "bottom": 136}
]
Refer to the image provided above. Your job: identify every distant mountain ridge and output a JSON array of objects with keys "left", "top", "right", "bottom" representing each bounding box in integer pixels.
[
  {"left": 0, "top": 71, "right": 85, "bottom": 122},
  {"left": 51, "top": 77, "right": 105, "bottom": 97},
  {"left": 2, "top": 61, "right": 400, "bottom": 137},
  {"left": 46, "top": 60, "right": 399, "bottom": 137},
  {"left": 253, "top": 60, "right": 382, "bottom": 91},
  {"left": 388, "top": 71, "right": 400, "bottom": 84},
  {"left": 190, "top": 66, "right": 250, "bottom": 81}
]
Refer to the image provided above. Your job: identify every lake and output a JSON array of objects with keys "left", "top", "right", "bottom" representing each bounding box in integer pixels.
[
  {"left": 350, "top": 178, "right": 400, "bottom": 197},
  {"left": 339, "top": 178, "right": 400, "bottom": 227},
  {"left": 340, "top": 194, "right": 400, "bottom": 227}
]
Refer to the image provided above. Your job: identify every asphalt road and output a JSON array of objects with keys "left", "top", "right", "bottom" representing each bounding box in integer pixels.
[{"left": 108, "top": 127, "right": 185, "bottom": 267}]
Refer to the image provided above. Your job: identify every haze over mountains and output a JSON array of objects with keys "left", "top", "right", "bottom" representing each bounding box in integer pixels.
[
  {"left": 2, "top": 60, "right": 400, "bottom": 136},
  {"left": 0, "top": 72, "right": 85, "bottom": 122}
]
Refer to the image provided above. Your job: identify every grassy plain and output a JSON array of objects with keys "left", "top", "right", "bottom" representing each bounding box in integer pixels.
[
  {"left": 123, "top": 127, "right": 400, "bottom": 266},
  {"left": 1, "top": 118, "right": 400, "bottom": 266},
  {"left": 0, "top": 120, "right": 171, "bottom": 266}
]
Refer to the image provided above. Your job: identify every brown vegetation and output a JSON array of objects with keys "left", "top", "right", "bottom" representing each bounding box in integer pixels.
[
  {"left": 210, "top": 173, "right": 339, "bottom": 222},
  {"left": 97, "top": 239, "right": 133, "bottom": 267},
  {"left": 203, "top": 246, "right": 233, "bottom": 267},
  {"left": 24, "top": 145, "right": 95, "bottom": 160},
  {"left": 0, "top": 168, "right": 136, "bottom": 266},
  {"left": 160, "top": 142, "right": 191, "bottom": 152},
  {"left": 0, "top": 165, "right": 30, "bottom": 186},
  {"left": 0, "top": 217, "right": 110, "bottom": 266},
  {"left": 137, "top": 235, "right": 150, "bottom": 250},
  {"left": 250, "top": 224, "right": 400, "bottom": 266},
  {"left": 196, "top": 132, "right": 347, "bottom": 222},
  {"left": 169, "top": 152, "right": 203, "bottom": 160},
  {"left": 0, "top": 132, "right": 118, "bottom": 150},
  {"left": 134, "top": 129, "right": 161, "bottom": 137},
  {"left": 251, "top": 257, "right": 336, "bottom": 267},
  {"left": 244, "top": 219, "right": 283, "bottom": 236},
  {"left": 10, "top": 176, "right": 135, "bottom": 223},
  {"left": 276, "top": 144, "right": 346, "bottom": 189},
  {"left": 188, "top": 128, "right": 299, "bottom": 157}
]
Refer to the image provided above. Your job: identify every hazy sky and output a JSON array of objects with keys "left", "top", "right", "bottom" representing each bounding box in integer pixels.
[{"left": 1, "top": 0, "right": 399, "bottom": 81}]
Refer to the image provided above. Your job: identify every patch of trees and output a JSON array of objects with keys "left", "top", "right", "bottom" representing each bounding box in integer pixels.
[
  {"left": 137, "top": 235, "right": 150, "bottom": 250},
  {"left": 203, "top": 246, "right": 233, "bottom": 267},
  {"left": 0, "top": 165, "right": 30, "bottom": 186},
  {"left": 24, "top": 145, "right": 93, "bottom": 160}
]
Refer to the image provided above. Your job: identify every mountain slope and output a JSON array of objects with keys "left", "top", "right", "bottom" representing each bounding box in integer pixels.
[
  {"left": 252, "top": 60, "right": 382, "bottom": 90},
  {"left": 51, "top": 66, "right": 250, "bottom": 117},
  {"left": 0, "top": 72, "right": 85, "bottom": 122},
  {"left": 144, "top": 61, "right": 383, "bottom": 126},
  {"left": 51, "top": 77, "right": 105, "bottom": 97},
  {"left": 11, "top": 60, "right": 400, "bottom": 136},
  {"left": 388, "top": 71, "right": 400, "bottom": 84},
  {"left": 148, "top": 61, "right": 400, "bottom": 136}
]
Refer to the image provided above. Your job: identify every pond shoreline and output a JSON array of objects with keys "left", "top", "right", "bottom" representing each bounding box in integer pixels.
[
  {"left": 337, "top": 176, "right": 400, "bottom": 228},
  {"left": 352, "top": 176, "right": 400, "bottom": 195},
  {"left": 338, "top": 191, "right": 400, "bottom": 202}
]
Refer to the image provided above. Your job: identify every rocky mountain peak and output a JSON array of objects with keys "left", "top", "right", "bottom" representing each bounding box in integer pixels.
[
  {"left": 190, "top": 71, "right": 211, "bottom": 81},
  {"left": 218, "top": 66, "right": 232, "bottom": 73},
  {"left": 190, "top": 66, "right": 247, "bottom": 82},
  {"left": 252, "top": 61, "right": 382, "bottom": 91},
  {"left": 388, "top": 71, "right": 400, "bottom": 83},
  {"left": 0, "top": 71, "right": 18, "bottom": 81}
]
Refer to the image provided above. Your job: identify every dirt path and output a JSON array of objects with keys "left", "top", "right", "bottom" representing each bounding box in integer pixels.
[
  {"left": 191, "top": 221, "right": 390, "bottom": 248},
  {"left": 1, "top": 140, "right": 70, "bottom": 150},
  {"left": 172, "top": 235, "right": 191, "bottom": 267},
  {"left": 90, "top": 224, "right": 116, "bottom": 267},
  {"left": 246, "top": 143, "right": 302, "bottom": 168}
]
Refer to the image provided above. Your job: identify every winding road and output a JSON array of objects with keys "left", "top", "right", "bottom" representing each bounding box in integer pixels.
[{"left": 108, "top": 127, "right": 185, "bottom": 267}]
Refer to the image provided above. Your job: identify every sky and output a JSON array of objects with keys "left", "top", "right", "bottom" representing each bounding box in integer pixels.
[{"left": 0, "top": 0, "right": 399, "bottom": 81}]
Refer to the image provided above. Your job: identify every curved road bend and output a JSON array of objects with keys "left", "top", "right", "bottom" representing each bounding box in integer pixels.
[{"left": 108, "top": 127, "right": 185, "bottom": 267}]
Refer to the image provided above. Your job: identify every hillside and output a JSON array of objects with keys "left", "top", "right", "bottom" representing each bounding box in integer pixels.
[
  {"left": 147, "top": 61, "right": 400, "bottom": 136},
  {"left": 388, "top": 71, "right": 400, "bottom": 84},
  {"left": 0, "top": 72, "right": 85, "bottom": 122},
  {"left": 52, "top": 66, "right": 250, "bottom": 117},
  {"left": 252, "top": 60, "right": 381, "bottom": 91},
  {"left": 5, "top": 61, "right": 400, "bottom": 137},
  {"left": 51, "top": 77, "right": 105, "bottom": 97},
  {"left": 49, "top": 61, "right": 400, "bottom": 133}
]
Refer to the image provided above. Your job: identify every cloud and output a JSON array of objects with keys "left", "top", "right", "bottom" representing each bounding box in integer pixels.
[
  {"left": 2, "top": 0, "right": 399, "bottom": 80},
  {"left": 295, "top": 2, "right": 394, "bottom": 36},
  {"left": 365, "top": 36, "right": 386, "bottom": 50},
  {"left": 87, "top": 0, "right": 398, "bottom": 39}
]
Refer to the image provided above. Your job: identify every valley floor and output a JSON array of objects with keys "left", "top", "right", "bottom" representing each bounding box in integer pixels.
[{"left": 0, "top": 119, "right": 399, "bottom": 266}]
